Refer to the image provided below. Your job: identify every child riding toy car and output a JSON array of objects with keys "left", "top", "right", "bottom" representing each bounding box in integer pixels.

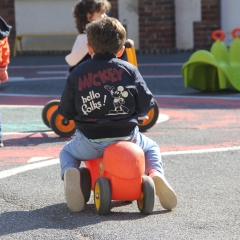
[{"left": 42, "top": 42, "right": 159, "bottom": 137}]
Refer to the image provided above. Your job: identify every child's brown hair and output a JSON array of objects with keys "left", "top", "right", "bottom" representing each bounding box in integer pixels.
[
  {"left": 86, "top": 17, "right": 126, "bottom": 54},
  {"left": 73, "top": 0, "right": 111, "bottom": 33}
]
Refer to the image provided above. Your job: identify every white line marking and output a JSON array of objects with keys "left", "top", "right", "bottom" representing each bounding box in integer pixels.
[
  {"left": 2, "top": 93, "right": 239, "bottom": 101},
  {"left": 2, "top": 131, "right": 55, "bottom": 136},
  {"left": 1, "top": 115, "right": 168, "bottom": 136},
  {"left": 6, "top": 75, "right": 181, "bottom": 82},
  {"left": 27, "top": 157, "right": 55, "bottom": 163},
  {"left": 0, "top": 159, "right": 59, "bottom": 179},
  {"left": 153, "top": 95, "right": 240, "bottom": 101},
  {"left": 35, "top": 71, "right": 182, "bottom": 78},
  {"left": 8, "top": 77, "right": 25, "bottom": 81},
  {"left": 162, "top": 145, "right": 240, "bottom": 156},
  {"left": 139, "top": 63, "right": 183, "bottom": 67},
  {"left": 0, "top": 93, "right": 60, "bottom": 97},
  {"left": 8, "top": 63, "right": 183, "bottom": 69},
  {"left": 0, "top": 105, "right": 43, "bottom": 108},
  {"left": 37, "top": 71, "right": 69, "bottom": 74},
  {"left": 144, "top": 75, "right": 182, "bottom": 78},
  {"left": 1, "top": 145, "right": 240, "bottom": 179},
  {"left": 157, "top": 114, "right": 169, "bottom": 123},
  {"left": 7, "top": 76, "right": 67, "bottom": 82},
  {"left": 8, "top": 65, "right": 69, "bottom": 69}
]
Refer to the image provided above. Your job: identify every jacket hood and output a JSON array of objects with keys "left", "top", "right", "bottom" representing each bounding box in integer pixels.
[{"left": 0, "top": 16, "right": 12, "bottom": 40}]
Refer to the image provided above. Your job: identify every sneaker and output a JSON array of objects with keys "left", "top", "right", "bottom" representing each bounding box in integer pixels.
[
  {"left": 149, "top": 169, "right": 177, "bottom": 210},
  {"left": 64, "top": 168, "right": 84, "bottom": 212}
]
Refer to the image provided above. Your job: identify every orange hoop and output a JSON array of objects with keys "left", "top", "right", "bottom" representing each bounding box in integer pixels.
[
  {"left": 212, "top": 30, "right": 225, "bottom": 41},
  {"left": 232, "top": 28, "right": 240, "bottom": 38}
]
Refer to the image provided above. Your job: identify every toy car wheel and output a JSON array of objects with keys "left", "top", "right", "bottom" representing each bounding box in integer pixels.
[
  {"left": 138, "top": 99, "right": 159, "bottom": 132},
  {"left": 137, "top": 176, "right": 155, "bottom": 214},
  {"left": 80, "top": 167, "right": 91, "bottom": 203},
  {"left": 42, "top": 100, "right": 60, "bottom": 128},
  {"left": 94, "top": 177, "right": 111, "bottom": 215},
  {"left": 50, "top": 109, "right": 76, "bottom": 137}
]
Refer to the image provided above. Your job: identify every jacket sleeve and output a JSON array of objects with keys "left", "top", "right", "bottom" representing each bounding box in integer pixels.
[
  {"left": 0, "top": 38, "right": 10, "bottom": 67},
  {"left": 58, "top": 73, "right": 78, "bottom": 119},
  {"left": 133, "top": 68, "right": 155, "bottom": 116}
]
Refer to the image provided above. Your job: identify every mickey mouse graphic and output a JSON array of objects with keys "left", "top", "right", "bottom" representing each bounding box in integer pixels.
[{"left": 104, "top": 85, "right": 129, "bottom": 115}]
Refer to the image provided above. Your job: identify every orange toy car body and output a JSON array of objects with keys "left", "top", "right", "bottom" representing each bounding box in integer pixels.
[{"left": 82, "top": 141, "right": 155, "bottom": 215}]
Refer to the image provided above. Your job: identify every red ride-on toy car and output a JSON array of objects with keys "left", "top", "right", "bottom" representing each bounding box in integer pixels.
[
  {"left": 80, "top": 141, "right": 155, "bottom": 215},
  {"left": 42, "top": 42, "right": 159, "bottom": 137}
]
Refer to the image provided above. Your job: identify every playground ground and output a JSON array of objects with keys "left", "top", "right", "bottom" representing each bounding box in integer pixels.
[{"left": 0, "top": 53, "right": 240, "bottom": 239}]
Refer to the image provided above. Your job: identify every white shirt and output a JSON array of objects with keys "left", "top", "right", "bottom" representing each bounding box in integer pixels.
[{"left": 65, "top": 34, "right": 88, "bottom": 66}]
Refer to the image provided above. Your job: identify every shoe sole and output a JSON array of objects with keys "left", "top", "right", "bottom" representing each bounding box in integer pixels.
[
  {"left": 64, "top": 168, "right": 85, "bottom": 212},
  {"left": 151, "top": 175, "right": 177, "bottom": 210}
]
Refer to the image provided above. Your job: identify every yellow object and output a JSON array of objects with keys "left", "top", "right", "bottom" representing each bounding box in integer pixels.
[
  {"left": 125, "top": 45, "right": 138, "bottom": 68},
  {"left": 94, "top": 181, "right": 101, "bottom": 210}
]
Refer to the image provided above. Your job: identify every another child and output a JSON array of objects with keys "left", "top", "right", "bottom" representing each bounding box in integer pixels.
[
  {"left": 65, "top": 0, "right": 111, "bottom": 72},
  {"left": 0, "top": 16, "right": 11, "bottom": 84},
  {"left": 0, "top": 16, "right": 11, "bottom": 147},
  {"left": 58, "top": 16, "right": 177, "bottom": 212}
]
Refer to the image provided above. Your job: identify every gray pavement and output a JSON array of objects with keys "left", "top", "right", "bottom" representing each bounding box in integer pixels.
[
  {"left": 8, "top": 52, "right": 193, "bottom": 66},
  {"left": 1, "top": 152, "right": 239, "bottom": 239},
  {"left": 5, "top": 52, "right": 240, "bottom": 98}
]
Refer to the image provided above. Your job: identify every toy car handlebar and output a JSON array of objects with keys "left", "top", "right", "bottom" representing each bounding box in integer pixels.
[
  {"left": 124, "top": 40, "right": 133, "bottom": 49},
  {"left": 124, "top": 40, "right": 137, "bottom": 67}
]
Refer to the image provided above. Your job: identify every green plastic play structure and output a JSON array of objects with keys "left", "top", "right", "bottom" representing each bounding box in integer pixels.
[{"left": 182, "top": 28, "right": 240, "bottom": 91}]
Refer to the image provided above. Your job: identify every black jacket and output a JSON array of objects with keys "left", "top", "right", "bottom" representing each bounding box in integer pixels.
[{"left": 58, "top": 53, "right": 154, "bottom": 139}]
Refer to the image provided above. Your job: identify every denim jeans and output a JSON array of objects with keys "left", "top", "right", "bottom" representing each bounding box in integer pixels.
[{"left": 59, "top": 126, "right": 163, "bottom": 178}]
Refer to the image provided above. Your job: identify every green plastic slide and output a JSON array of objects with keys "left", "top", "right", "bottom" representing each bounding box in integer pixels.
[{"left": 182, "top": 28, "right": 240, "bottom": 91}]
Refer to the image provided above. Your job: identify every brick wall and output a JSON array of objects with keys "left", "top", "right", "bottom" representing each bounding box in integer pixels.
[
  {"left": 1, "top": 0, "right": 221, "bottom": 54},
  {"left": 108, "top": 0, "right": 118, "bottom": 19},
  {"left": 110, "top": 0, "right": 176, "bottom": 54},
  {"left": 194, "top": 0, "right": 221, "bottom": 49},
  {"left": 138, "top": 0, "right": 175, "bottom": 54},
  {"left": 0, "top": 0, "right": 16, "bottom": 52}
]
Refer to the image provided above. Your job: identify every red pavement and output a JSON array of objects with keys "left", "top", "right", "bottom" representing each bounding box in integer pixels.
[{"left": 1, "top": 95, "right": 240, "bottom": 167}]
